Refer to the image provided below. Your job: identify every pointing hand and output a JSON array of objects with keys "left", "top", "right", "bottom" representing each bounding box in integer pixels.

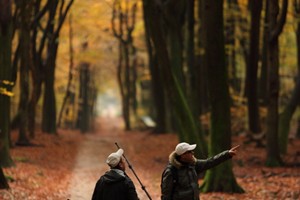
[{"left": 229, "top": 145, "right": 240, "bottom": 156}]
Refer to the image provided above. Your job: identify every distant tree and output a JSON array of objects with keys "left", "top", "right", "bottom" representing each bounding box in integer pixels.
[
  {"left": 0, "top": 0, "right": 14, "bottom": 188},
  {"left": 265, "top": 0, "right": 288, "bottom": 166},
  {"left": 200, "top": 0, "right": 244, "bottom": 193},
  {"left": 112, "top": 0, "right": 138, "bottom": 130},
  {"left": 76, "top": 61, "right": 94, "bottom": 133},
  {"left": 57, "top": 13, "right": 75, "bottom": 129}
]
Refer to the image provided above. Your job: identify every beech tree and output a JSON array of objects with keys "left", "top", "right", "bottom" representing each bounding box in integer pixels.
[
  {"left": 200, "top": 0, "right": 244, "bottom": 193},
  {"left": 142, "top": 0, "right": 207, "bottom": 157},
  {"left": 265, "top": 0, "right": 288, "bottom": 166},
  {"left": 279, "top": 0, "right": 300, "bottom": 154}
]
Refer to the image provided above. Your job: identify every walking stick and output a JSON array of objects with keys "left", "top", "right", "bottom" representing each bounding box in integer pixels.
[{"left": 115, "top": 142, "right": 152, "bottom": 200}]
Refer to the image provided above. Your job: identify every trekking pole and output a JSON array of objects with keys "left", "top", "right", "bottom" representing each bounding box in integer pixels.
[{"left": 115, "top": 142, "right": 152, "bottom": 200}]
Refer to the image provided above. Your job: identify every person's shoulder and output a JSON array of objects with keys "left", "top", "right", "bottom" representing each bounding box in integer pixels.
[{"left": 163, "top": 164, "right": 178, "bottom": 176}]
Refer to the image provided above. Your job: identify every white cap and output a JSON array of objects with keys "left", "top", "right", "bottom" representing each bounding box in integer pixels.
[
  {"left": 175, "top": 142, "right": 196, "bottom": 155},
  {"left": 106, "top": 149, "right": 124, "bottom": 167}
]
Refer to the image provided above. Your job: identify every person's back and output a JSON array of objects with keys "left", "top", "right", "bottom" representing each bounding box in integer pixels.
[{"left": 92, "top": 149, "right": 139, "bottom": 200}]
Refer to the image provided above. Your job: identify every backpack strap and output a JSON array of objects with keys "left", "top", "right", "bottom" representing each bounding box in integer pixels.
[
  {"left": 169, "top": 165, "right": 178, "bottom": 185},
  {"left": 161, "top": 164, "right": 178, "bottom": 199}
]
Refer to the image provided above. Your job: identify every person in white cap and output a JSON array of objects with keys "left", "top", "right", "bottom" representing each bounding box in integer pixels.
[
  {"left": 161, "top": 142, "right": 239, "bottom": 200},
  {"left": 91, "top": 149, "right": 139, "bottom": 200}
]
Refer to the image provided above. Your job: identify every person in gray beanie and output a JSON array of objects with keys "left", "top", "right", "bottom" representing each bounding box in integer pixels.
[
  {"left": 161, "top": 142, "right": 239, "bottom": 200},
  {"left": 92, "top": 149, "right": 139, "bottom": 200}
]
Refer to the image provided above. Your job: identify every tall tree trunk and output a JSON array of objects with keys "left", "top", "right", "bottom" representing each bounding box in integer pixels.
[
  {"left": 225, "top": 0, "right": 238, "bottom": 92},
  {"left": 124, "top": 43, "right": 131, "bottom": 130},
  {"left": 279, "top": 78, "right": 300, "bottom": 153},
  {"left": 265, "top": 0, "right": 288, "bottom": 166},
  {"left": 28, "top": 0, "right": 44, "bottom": 138},
  {"left": 144, "top": 0, "right": 207, "bottom": 157},
  {"left": 200, "top": 0, "right": 244, "bottom": 193},
  {"left": 0, "top": 0, "right": 14, "bottom": 170},
  {"left": 142, "top": 0, "right": 167, "bottom": 133},
  {"left": 41, "top": 0, "right": 74, "bottom": 134},
  {"left": 16, "top": 0, "right": 32, "bottom": 145},
  {"left": 246, "top": 0, "right": 263, "bottom": 140},
  {"left": 196, "top": 0, "right": 209, "bottom": 115},
  {"left": 164, "top": 0, "right": 186, "bottom": 92},
  {"left": 259, "top": 0, "right": 269, "bottom": 105},
  {"left": 185, "top": 0, "right": 198, "bottom": 114},
  {"left": 279, "top": 1, "right": 300, "bottom": 154},
  {"left": 112, "top": 0, "right": 137, "bottom": 130},
  {"left": 42, "top": 42, "right": 58, "bottom": 134}
]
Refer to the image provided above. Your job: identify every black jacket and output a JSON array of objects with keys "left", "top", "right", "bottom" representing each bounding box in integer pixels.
[
  {"left": 161, "top": 150, "right": 232, "bottom": 200},
  {"left": 92, "top": 169, "right": 139, "bottom": 200}
]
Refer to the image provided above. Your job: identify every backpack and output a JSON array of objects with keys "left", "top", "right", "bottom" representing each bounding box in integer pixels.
[{"left": 161, "top": 164, "right": 178, "bottom": 199}]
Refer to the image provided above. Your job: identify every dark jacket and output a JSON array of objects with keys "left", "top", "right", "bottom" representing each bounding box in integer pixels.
[
  {"left": 161, "top": 150, "right": 232, "bottom": 200},
  {"left": 92, "top": 169, "right": 139, "bottom": 200}
]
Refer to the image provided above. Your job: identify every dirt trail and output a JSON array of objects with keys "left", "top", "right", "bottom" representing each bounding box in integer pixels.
[{"left": 67, "top": 117, "right": 149, "bottom": 200}]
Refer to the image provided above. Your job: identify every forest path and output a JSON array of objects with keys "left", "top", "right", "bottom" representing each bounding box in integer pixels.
[{"left": 67, "top": 117, "right": 129, "bottom": 200}]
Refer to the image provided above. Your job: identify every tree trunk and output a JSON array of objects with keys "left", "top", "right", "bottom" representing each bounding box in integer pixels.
[
  {"left": 28, "top": 78, "right": 42, "bottom": 138},
  {"left": 78, "top": 63, "right": 90, "bottom": 133},
  {"left": 185, "top": 0, "right": 199, "bottom": 117},
  {"left": 16, "top": 0, "right": 32, "bottom": 145},
  {"left": 196, "top": 0, "right": 210, "bottom": 115},
  {"left": 278, "top": 5, "right": 300, "bottom": 153},
  {"left": 124, "top": 44, "right": 131, "bottom": 130},
  {"left": 0, "top": 167, "right": 9, "bottom": 189},
  {"left": 0, "top": 0, "right": 14, "bottom": 170},
  {"left": 259, "top": 0, "right": 268, "bottom": 105},
  {"left": 200, "top": 0, "right": 244, "bottom": 193},
  {"left": 265, "top": 0, "right": 288, "bottom": 166},
  {"left": 246, "top": 0, "right": 263, "bottom": 140},
  {"left": 225, "top": 0, "right": 238, "bottom": 92},
  {"left": 111, "top": 0, "right": 137, "bottom": 130},
  {"left": 40, "top": 0, "right": 74, "bottom": 134},
  {"left": 42, "top": 42, "right": 58, "bottom": 134},
  {"left": 164, "top": 0, "right": 186, "bottom": 92},
  {"left": 142, "top": 0, "right": 167, "bottom": 133},
  {"left": 278, "top": 77, "right": 300, "bottom": 152},
  {"left": 145, "top": 0, "right": 207, "bottom": 157},
  {"left": 28, "top": 0, "right": 45, "bottom": 138}
]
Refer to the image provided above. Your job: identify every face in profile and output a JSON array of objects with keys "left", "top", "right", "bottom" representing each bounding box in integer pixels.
[{"left": 180, "top": 151, "right": 195, "bottom": 163}]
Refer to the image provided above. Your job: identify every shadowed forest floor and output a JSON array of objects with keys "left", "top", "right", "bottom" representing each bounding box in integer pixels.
[{"left": 1, "top": 117, "right": 300, "bottom": 200}]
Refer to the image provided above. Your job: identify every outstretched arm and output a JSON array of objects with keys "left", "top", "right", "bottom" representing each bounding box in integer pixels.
[{"left": 195, "top": 145, "right": 240, "bottom": 172}]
